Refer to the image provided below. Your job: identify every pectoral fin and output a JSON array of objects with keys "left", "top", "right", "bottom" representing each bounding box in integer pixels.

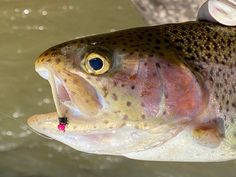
[{"left": 192, "top": 118, "right": 225, "bottom": 148}]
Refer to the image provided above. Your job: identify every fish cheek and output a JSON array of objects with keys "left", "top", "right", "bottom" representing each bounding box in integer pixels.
[
  {"left": 110, "top": 55, "right": 163, "bottom": 120},
  {"left": 135, "top": 56, "right": 163, "bottom": 118},
  {"left": 159, "top": 61, "right": 206, "bottom": 121}
]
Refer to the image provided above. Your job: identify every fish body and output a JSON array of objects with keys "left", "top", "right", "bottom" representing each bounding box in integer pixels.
[{"left": 28, "top": 21, "right": 236, "bottom": 161}]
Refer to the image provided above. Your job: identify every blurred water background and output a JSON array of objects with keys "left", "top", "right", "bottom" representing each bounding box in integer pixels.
[{"left": 0, "top": 0, "right": 236, "bottom": 177}]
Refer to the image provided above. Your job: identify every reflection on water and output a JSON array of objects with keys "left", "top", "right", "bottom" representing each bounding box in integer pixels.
[{"left": 0, "top": 0, "right": 236, "bottom": 177}]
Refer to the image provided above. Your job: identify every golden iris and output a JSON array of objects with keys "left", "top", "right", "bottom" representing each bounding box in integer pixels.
[{"left": 81, "top": 52, "right": 110, "bottom": 75}]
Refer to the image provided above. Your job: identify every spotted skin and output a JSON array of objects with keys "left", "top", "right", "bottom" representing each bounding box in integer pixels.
[{"left": 28, "top": 21, "right": 236, "bottom": 161}]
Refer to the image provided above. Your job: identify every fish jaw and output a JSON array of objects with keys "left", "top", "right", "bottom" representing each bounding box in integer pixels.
[
  {"left": 27, "top": 112, "right": 185, "bottom": 155},
  {"left": 27, "top": 112, "right": 124, "bottom": 154},
  {"left": 27, "top": 113, "right": 234, "bottom": 162}
]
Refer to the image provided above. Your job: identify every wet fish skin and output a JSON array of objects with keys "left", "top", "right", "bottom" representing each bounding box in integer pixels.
[{"left": 28, "top": 21, "right": 236, "bottom": 161}]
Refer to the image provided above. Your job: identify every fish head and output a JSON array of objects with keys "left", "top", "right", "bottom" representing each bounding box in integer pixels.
[{"left": 28, "top": 31, "right": 172, "bottom": 154}]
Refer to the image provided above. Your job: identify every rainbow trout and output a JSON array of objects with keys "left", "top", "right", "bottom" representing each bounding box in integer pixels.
[{"left": 28, "top": 21, "right": 236, "bottom": 162}]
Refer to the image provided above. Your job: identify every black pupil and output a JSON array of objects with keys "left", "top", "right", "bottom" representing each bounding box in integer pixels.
[{"left": 89, "top": 58, "right": 103, "bottom": 70}]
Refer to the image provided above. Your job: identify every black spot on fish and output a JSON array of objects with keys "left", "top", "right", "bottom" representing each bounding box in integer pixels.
[
  {"left": 164, "top": 38, "right": 170, "bottom": 43},
  {"left": 148, "top": 54, "right": 154, "bottom": 57},
  {"left": 80, "top": 39, "right": 84, "bottom": 43},
  {"left": 180, "top": 32, "right": 186, "bottom": 36},
  {"left": 123, "top": 115, "right": 128, "bottom": 120},
  {"left": 103, "top": 120, "right": 109, "bottom": 124},
  {"left": 51, "top": 48, "right": 56, "bottom": 52},
  {"left": 219, "top": 105, "right": 222, "bottom": 111},
  {"left": 172, "top": 29, "right": 178, "bottom": 34},
  {"left": 165, "top": 45, "right": 170, "bottom": 49},
  {"left": 232, "top": 102, "right": 236, "bottom": 108},
  {"left": 44, "top": 52, "right": 49, "bottom": 56},
  {"left": 112, "top": 93, "right": 118, "bottom": 101},
  {"left": 176, "top": 46, "right": 182, "bottom": 51},
  {"left": 40, "top": 58, "right": 45, "bottom": 62},
  {"left": 186, "top": 38, "right": 191, "bottom": 44},
  {"left": 113, "top": 81, "right": 118, "bottom": 87},
  {"left": 206, "top": 46, "right": 210, "bottom": 50},
  {"left": 102, "top": 87, "right": 108, "bottom": 97},
  {"left": 155, "top": 39, "right": 161, "bottom": 44},
  {"left": 154, "top": 46, "right": 160, "bottom": 50},
  {"left": 147, "top": 33, "right": 152, "bottom": 37},
  {"left": 180, "top": 26, "right": 187, "bottom": 31},
  {"left": 46, "top": 58, "right": 52, "bottom": 62},
  {"left": 126, "top": 101, "right": 131, "bottom": 107},
  {"left": 155, "top": 62, "right": 161, "bottom": 68},
  {"left": 174, "top": 39, "right": 184, "bottom": 43},
  {"left": 137, "top": 35, "right": 143, "bottom": 40},
  {"left": 159, "top": 52, "right": 164, "bottom": 57},
  {"left": 147, "top": 38, "right": 152, "bottom": 42},
  {"left": 55, "top": 58, "right": 61, "bottom": 64}
]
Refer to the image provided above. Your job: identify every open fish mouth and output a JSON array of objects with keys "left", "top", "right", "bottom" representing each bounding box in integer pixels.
[
  {"left": 52, "top": 73, "right": 82, "bottom": 118},
  {"left": 35, "top": 65, "right": 106, "bottom": 120},
  {"left": 36, "top": 67, "right": 72, "bottom": 117}
]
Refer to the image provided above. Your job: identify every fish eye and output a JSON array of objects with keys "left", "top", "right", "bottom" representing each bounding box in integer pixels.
[{"left": 81, "top": 52, "right": 110, "bottom": 75}]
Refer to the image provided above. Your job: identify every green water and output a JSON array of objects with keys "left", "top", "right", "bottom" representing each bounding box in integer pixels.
[{"left": 0, "top": 0, "right": 236, "bottom": 177}]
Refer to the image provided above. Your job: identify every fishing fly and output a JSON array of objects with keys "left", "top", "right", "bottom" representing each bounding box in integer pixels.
[{"left": 57, "top": 117, "right": 68, "bottom": 132}]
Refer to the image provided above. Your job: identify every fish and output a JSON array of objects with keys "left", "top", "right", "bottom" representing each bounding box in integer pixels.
[{"left": 27, "top": 21, "right": 236, "bottom": 162}]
